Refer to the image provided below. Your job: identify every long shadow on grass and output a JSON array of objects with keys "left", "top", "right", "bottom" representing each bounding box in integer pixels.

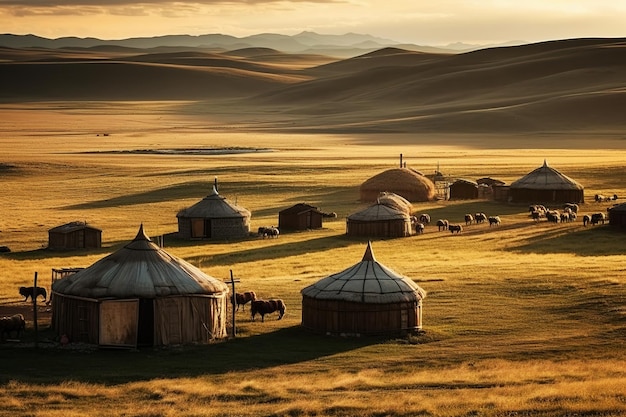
[
  {"left": 62, "top": 179, "right": 352, "bottom": 211},
  {"left": 0, "top": 325, "right": 376, "bottom": 385},
  {"left": 184, "top": 234, "right": 372, "bottom": 266},
  {"left": 506, "top": 224, "right": 626, "bottom": 256}
]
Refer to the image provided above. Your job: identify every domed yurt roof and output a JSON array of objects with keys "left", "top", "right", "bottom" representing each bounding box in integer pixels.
[
  {"left": 510, "top": 160, "right": 583, "bottom": 190},
  {"left": 301, "top": 242, "right": 426, "bottom": 304},
  {"left": 377, "top": 192, "right": 413, "bottom": 215},
  {"left": 177, "top": 185, "right": 251, "bottom": 219},
  {"left": 52, "top": 225, "right": 229, "bottom": 299},
  {"left": 360, "top": 168, "right": 435, "bottom": 202},
  {"left": 347, "top": 203, "right": 410, "bottom": 222}
]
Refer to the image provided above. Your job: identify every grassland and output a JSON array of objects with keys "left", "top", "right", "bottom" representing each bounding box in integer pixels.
[{"left": 0, "top": 103, "right": 625, "bottom": 416}]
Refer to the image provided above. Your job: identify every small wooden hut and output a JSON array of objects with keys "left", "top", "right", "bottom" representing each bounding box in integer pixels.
[
  {"left": 346, "top": 203, "right": 412, "bottom": 238},
  {"left": 301, "top": 242, "right": 426, "bottom": 336},
  {"left": 608, "top": 203, "right": 626, "bottom": 228},
  {"left": 509, "top": 160, "right": 584, "bottom": 203},
  {"left": 177, "top": 185, "right": 251, "bottom": 240},
  {"left": 278, "top": 203, "right": 324, "bottom": 231},
  {"left": 449, "top": 179, "right": 479, "bottom": 200},
  {"left": 48, "top": 221, "right": 101, "bottom": 250},
  {"left": 360, "top": 168, "right": 435, "bottom": 203},
  {"left": 51, "top": 225, "right": 229, "bottom": 347}
]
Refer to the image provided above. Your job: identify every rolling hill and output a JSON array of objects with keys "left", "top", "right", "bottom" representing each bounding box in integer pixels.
[{"left": 0, "top": 37, "right": 624, "bottom": 134}]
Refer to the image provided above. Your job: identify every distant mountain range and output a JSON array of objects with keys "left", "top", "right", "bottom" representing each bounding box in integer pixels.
[{"left": 0, "top": 32, "right": 525, "bottom": 57}]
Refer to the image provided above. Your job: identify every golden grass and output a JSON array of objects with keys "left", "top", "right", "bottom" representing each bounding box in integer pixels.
[{"left": 1, "top": 103, "right": 626, "bottom": 416}]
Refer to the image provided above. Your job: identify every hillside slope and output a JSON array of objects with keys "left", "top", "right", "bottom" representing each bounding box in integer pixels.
[{"left": 1, "top": 38, "right": 624, "bottom": 133}]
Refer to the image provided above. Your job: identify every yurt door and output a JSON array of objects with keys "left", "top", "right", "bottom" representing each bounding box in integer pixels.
[{"left": 99, "top": 299, "right": 139, "bottom": 348}]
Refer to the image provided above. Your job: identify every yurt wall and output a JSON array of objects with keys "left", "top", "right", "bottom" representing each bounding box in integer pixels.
[
  {"left": 154, "top": 295, "right": 227, "bottom": 345},
  {"left": 302, "top": 298, "right": 422, "bottom": 335},
  {"left": 52, "top": 294, "right": 100, "bottom": 344},
  {"left": 178, "top": 216, "right": 249, "bottom": 239},
  {"left": 346, "top": 219, "right": 411, "bottom": 238},
  {"left": 509, "top": 188, "right": 584, "bottom": 204},
  {"left": 608, "top": 204, "right": 626, "bottom": 228}
]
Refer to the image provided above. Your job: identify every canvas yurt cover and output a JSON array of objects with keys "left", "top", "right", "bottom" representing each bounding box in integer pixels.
[
  {"left": 177, "top": 185, "right": 251, "bottom": 240},
  {"left": 301, "top": 242, "right": 426, "bottom": 335},
  {"left": 52, "top": 225, "right": 229, "bottom": 347},
  {"left": 377, "top": 192, "right": 413, "bottom": 215},
  {"left": 346, "top": 203, "right": 412, "bottom": 238},
  {"left": 360, "top": 168, "right": 435, "bottom": 203},
  {"left": 509, "top": 160, "right": 584, "bottom": 203}
]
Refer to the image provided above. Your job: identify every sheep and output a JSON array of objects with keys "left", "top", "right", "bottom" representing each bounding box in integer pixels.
[{"left": 0, "top": 314, "right": 26, "bottom": 341}]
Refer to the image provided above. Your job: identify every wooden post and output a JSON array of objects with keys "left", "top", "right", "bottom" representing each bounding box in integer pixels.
[
  {"left": 225, "top": 270, "right": 240, "bottom": 338},
  {"left": 32, "top": 271, "right": 38, "bottom": 348}
]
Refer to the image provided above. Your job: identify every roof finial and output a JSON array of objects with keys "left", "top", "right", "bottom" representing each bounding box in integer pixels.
[
  {"left": 134, "top": 223, "right": 151, "bottom": 241},
  {"left": 362, "top": 241, "right": 376, "bottom": 262},
  {"left": 543, "top": 159, "right": 548, "bottom": 167}
]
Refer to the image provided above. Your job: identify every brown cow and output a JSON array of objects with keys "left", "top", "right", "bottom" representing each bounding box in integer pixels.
[
  {"left": 251, "top": 299, "right": 286, "bottom": 322},
  {"left": 231, "top": 291, "right": 257, "bottom": 311}
]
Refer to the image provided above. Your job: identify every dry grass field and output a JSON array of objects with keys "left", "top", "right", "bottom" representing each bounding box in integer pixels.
[
  {"left": 1, "top": 37, "right": 626, "bottom": 416},
  {"left": 0, "top": 102, "right": 625, "bottom": 417}
]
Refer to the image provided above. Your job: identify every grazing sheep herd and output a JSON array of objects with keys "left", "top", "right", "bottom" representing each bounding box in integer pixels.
[{"left": 415, "top": 210, "right": 502, "bottom": 235}]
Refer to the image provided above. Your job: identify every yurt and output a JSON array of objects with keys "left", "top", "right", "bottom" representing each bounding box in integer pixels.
[
  {"left": 608, "top": 203, "right": 626, "bottom": 228},
  {"left": 346, "top": 203, "right": 412, "bottom": 238},
  {"left": 360, "top": 168, "right": 435, "bottom": 203},
  {"left": 279, "top": 203, "right": 324, "bottom": 231},
  {"left": 51, "top": 225, "right": 229, "bottom": 347},
  {"left": 301, "top": 242, "right": 426, "bottom": 336},
  {"left": 509, "top": 160, "right": 584, "bottom": 203},
  {"left": 48, "top": 221, "right": 102, "bottom": 250},
  {"left": 177, "top": 185, "right": 251, "bottom": 240}
]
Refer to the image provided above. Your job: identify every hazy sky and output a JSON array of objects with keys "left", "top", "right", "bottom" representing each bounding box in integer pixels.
[{"left": 1, "top": 0, "right": 625, "bottom": 45}]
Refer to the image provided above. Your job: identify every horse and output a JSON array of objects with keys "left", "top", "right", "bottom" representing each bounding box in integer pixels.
[
  {"left": 418, "top": 214, "right": 431, "bottom": 224},
  {"left": 474, "top": 213, "right": 487, "bottom": 224},
  {"left": 464, "top": 214, "right": 474, "bottom": 225},
  {"left": 258, "top": 226, "right": 279, "bottom": 238},
  {"left": 19, "top": 286, "right": 47, "bottom": 302},
  {"left": 436, "top": 219, "right": 449, "bottom": 231},
  {"left": 251, "top": 299, "right": 286, "bottom": 322},
  {"left": 0, "top": 314, "right": 26, "bottom": 341},
  {"left": 449, "top": 224, "right": 463, "bottom": 234},
  {"left": 488, "top": 216, "right": 501, "bottom": 226},
  {"left": 231, "top": 291, "right": 257, "bottom": 311}
]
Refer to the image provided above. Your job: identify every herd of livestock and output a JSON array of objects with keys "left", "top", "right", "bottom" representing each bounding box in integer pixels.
[
  {"left": 409, "top": 201, "right": 610, "bottom": 236},
  {"left": 1, "top": 197, "right": 615, "bottom": 343}
]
